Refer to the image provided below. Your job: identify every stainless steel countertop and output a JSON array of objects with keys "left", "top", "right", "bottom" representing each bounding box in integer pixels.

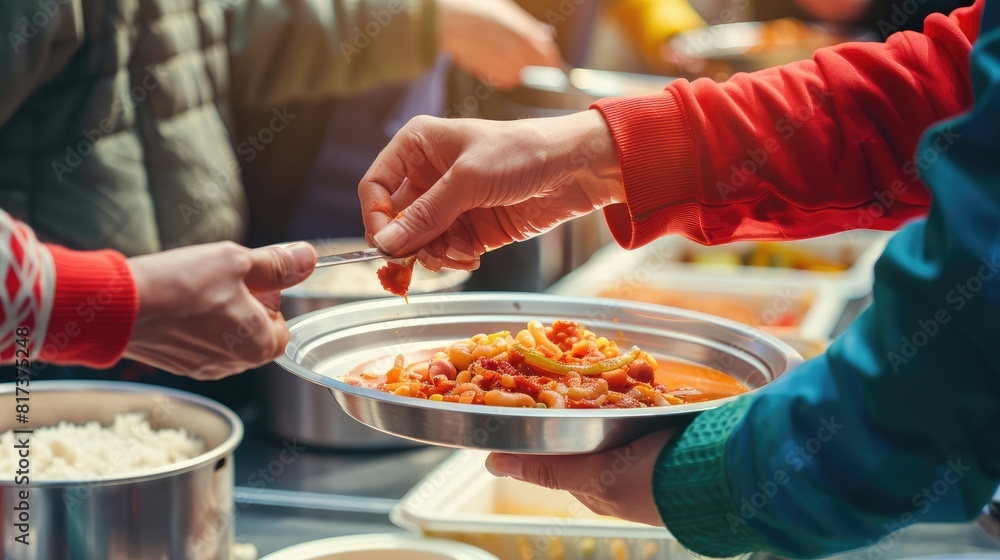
[{"left": 231, "top": 417, "right": 454, "bottom": 556}]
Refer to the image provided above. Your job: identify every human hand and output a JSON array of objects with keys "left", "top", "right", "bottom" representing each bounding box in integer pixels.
[
  {"left": 438, "top": 0, "right": 563, "bottom": 90},
  {"left": 486, "top": 429, "right": 676, "bottom": 526},
  {"left": 123, "top": 241, "right": 317, "bottom": 380},
  {"left": 359, "top": 110, "right": 623, "bottom": 271}
]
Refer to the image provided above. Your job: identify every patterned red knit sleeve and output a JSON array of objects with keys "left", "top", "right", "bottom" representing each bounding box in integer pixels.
[{"left": 0, "top": 210, "right": 138, "bottom": 370}]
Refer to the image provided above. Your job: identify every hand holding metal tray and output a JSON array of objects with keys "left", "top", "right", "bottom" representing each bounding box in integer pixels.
[{"left": 275, "top": 293, "right": 801, "bottom": 454}]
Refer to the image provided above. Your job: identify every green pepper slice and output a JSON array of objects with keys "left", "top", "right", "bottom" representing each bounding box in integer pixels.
[{"left": 512, "top": 343, "right": 641, "bottom": 376}]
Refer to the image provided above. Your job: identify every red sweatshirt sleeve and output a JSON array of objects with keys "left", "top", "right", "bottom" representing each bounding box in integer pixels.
[
  {"left": 0, "top": 210, "right": 137, "bottom": 370},
  {"left": 44, "top": 246, "right": 138, "bottom": 368},
  {"left": 595, "top": 0, "right": 983, "bottom": 248}
]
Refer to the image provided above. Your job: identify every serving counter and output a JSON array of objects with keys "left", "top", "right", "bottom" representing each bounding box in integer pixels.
[
  {"left": 231, "top": 428, "right": 451, "bottom": 556},
  {"left": 230, "top": 269, "right": 996, "bottom": 559},
  {"left": 232, "top": 410, "right": 1000, "bottom": 560}
]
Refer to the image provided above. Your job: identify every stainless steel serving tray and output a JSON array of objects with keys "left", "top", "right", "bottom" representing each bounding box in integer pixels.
[{"left": 275, "top": 293, "right": 802, "bottom": 454}]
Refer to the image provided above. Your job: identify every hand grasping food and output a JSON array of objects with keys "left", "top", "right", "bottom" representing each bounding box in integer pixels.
[{"left": 359, "top": 111, "right": 624, "bottom": 271}]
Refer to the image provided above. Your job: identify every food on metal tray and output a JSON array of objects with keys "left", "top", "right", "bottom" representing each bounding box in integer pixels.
[
  {"left": 598, "top": 286, "right": 808, "bottom": 329},
  {"left": 748, "top": 18, "right": 844, "bottom": 54},
  {"left": 377, "top": 257, "right": 416, "bottom": 301},
  {"left": 682, "top": 242, "right": 852, "bottom": 271},
  {"left": 346, "top": 320, "right": 747, "bottom": 408},
  {"left": 0, "top": 412, "right": 205, "bottom": 480}
]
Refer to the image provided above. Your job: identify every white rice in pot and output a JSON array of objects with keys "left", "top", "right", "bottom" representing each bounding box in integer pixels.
[{"left": 0, "top": 412, "right": 206, "bottom": 481}]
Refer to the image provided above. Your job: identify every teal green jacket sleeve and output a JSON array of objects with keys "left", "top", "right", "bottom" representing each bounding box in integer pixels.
[{"left": 651, "top": 2, "right": 1000, "bottom": 557}]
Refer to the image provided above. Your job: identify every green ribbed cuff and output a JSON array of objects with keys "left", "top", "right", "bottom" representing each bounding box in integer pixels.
[{"left": 654, "top": 397, "right": 771, "bottom": 557}]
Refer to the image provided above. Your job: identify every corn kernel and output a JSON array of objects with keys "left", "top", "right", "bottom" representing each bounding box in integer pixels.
[
  {"left": 392, "top": 385, "right": 411, "bottom": 397},
  {"left": 610, "top": 538, "right": 627, "bottom": 560}
]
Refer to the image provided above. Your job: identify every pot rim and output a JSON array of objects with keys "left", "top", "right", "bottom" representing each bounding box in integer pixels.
[
  {"left": 260, "top": 533, "right": 501, "bottom": 560},
  {"left": 0, "top": 380, "right": 243, "bottom": 487}
]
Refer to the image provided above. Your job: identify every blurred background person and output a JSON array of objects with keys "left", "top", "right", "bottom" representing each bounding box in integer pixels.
[
  {"left": 248, "top": 0, "right": 564, "bottom": 246},
  {"left": 766, "top": 0, "right": 973, "bottom": 33},
  {"left": 0, "top": 0, "right": 562, "bottom": 403},
  {"left": 268, "top": 0, "right": 572, "bottom": 293},
  {"left": 606, "top": 0, "right": 973, "bottom": 72}
]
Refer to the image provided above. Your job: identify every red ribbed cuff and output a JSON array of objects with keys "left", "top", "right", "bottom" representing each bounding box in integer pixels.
[
  {"left": 44, "top": 246, "right": 138, "bottom": 369},
  {"left": 592, "top": 90, "right": 704, "bottom": 249}
]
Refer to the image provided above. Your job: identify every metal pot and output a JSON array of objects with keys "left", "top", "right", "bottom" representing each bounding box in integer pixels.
[
  {"left": 260, "top": 238, "right": 470, "bottom": 449},
  {"left": 261, "top": 534, "right": 500, "bottom": 560},
  {"left": 0, "top": 381, "right": 242, "bottom": 560}
]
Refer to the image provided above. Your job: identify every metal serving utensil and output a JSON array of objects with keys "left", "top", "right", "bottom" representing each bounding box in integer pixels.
[{"left": 314, "top": 248, "right": 386, "bottom": 268}]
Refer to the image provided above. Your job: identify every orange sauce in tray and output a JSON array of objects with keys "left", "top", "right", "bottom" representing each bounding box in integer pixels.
[
  {"left": 653, "top": 359, "right": 748, "bottom": 403},
  {"left": 345, "top": 320, "right": 748, "bottom": 409}
]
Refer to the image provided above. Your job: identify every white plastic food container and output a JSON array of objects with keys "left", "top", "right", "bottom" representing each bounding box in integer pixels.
[
  {"left": 546, "top": 232, "right": 891, "bottom": 340},
  {"left": 550, "top": 231, "right": 890, "bottom": 295},
  {"left": 550, "top": 260, "right": 844, "bottom": 340},
  {"left": 392, "top": 451, "right": 743, "bottom": 560},
  {"left": 259, "top": 533, "right": 500, "bottom": 560}
]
